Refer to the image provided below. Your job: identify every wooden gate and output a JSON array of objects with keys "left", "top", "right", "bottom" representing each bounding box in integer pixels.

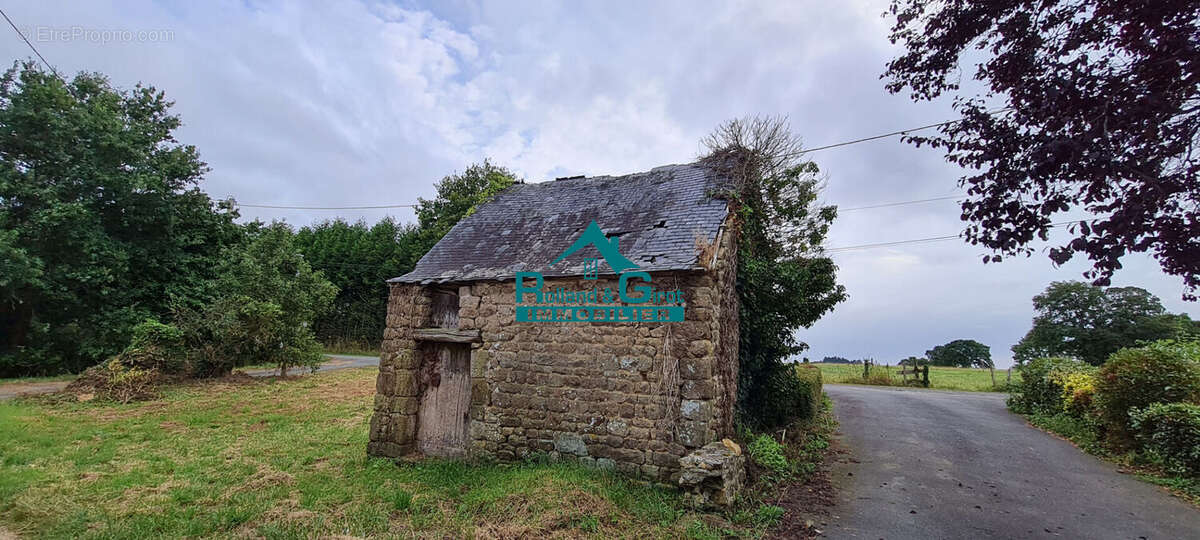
[{"left": 899, "top": 362, "right": 930, "bottom": 387}]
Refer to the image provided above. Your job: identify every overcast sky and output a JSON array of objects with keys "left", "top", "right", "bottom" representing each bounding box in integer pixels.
[{"left": 4, "top": 1, "right": 1194, "bottom": 367}]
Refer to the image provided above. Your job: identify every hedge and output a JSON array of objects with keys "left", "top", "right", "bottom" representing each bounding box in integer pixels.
[
  {"left": 1095, "top": 340, "right": 1200, "bottom": 440},
  {"left": 795, "top": 365, "right": 823, "bottom": 417},
  {"left": 749, "top": 364, "right": 823, "bottom": 428},
  {"left": 1130, "top": 402, "right": 1200, "bottom": 476},
  {"left": 1006, "top": 357, "right": 1096, "bottom": 415}
]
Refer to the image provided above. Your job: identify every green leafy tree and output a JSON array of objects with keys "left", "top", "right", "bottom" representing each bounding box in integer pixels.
[
  {"left": 414, "top": 160, "right": 518, "bottom": 251},
  {"left": 703, "top": 116, "right": 847, "bottom": 430},
  {"left": 292, "top": 161, "right": 517, "bottom": 350},
  {"left": 177, "top": 224, "right": 337, "bottom": 376},
  {"left": 0, "top": 63, "right": 241, "bottom": 376},
  {"left": 1013, "top": 281, "right": 1192, "bottom": 366},
  {"left": 883, "top": 0, "right": 1200, "bottom": 299},
  {"left": 820, "top": 356, "right": 852, "bottom": 364},
  {"left": 293, "top": 217, "right": 424, "bottom": 346},
  {"left": 926, "top": 340, "right": 991, "bottom": 368}
]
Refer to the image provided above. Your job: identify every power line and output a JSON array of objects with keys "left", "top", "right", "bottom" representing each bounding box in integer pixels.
[
  {"left": 839, "top": 194, "right": 962, "bottom": 212},
  {"left": 239, "top": 194, "right": 966, "bottom": 213},
  {"left": 238, "top": 110, "right": 1010, "bottom": 211},
  {"left": 0, "top": 8, "right": 62, "bottom": 81},
  {"left": 800, "top": 106, "right": 1012, "bottom": 154},
  {"left": 825, "top": 234, "right": 962, "bottom": 252},
  {"left": 236, "top": 201, "right": 417, "bottom": 210},
  {"left": 824, "top": 219, "right": 1090, "bottom": 253}
]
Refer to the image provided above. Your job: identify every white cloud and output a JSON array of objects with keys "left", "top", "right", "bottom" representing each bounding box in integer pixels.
[{"left": 0, "top": 0, "right": 1192, "bottom": 365}]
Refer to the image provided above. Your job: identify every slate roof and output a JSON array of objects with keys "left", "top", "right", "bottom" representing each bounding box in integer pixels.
[{"left": 391, "top": 160, "right": 734, "bottom": 283}]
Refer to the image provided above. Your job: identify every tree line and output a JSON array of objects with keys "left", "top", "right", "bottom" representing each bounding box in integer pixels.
[
  {"left": 817, "top": 281, "right": 1199, "bottom": 371},
  {"left": 0, "top": 60, "right": 849, "bottom": 435},
  {"left": 0, "top": 62, "right": 517, "bottom": 377}
]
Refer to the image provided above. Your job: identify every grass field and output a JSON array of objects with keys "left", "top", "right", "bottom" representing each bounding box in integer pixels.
[
  {"left": 812, "top": 363, "right": 1019, "bottom": 392},
  {"left": 0, "top": 368, "right": 747, "bottom": 539}
]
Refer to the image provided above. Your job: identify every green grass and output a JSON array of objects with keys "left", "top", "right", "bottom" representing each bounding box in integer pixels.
[
  {"left": 0, "top": 368, "right": 728, "bottom": 539},
  {"left": 812, "top": 363, "right": 1018, "bottom": 392}
]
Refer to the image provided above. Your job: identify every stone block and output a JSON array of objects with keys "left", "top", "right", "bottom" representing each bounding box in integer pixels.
[
  {"left": 391, "top": 414, "right": 417, "bottom": 441},
  {"left": 680, "top": 380, "right": 716, "bottom": 400},
  {"left": 677, "top": 421, "right": 709, "bottom": 448},
  {"left": 393, "top": 370, "right": 419, "bottom": 397},
  {"left": 678, "top": 441, "right": 746, "bottom": 508},
  {"left": 687, "top": 340, "right": 714, "bottom": 358},
  {"left": 554, "top": 433, "right": 589, "bottom": 456},
  {"left": 393, "top": 350, "right": 418, "bottom": 369},
  {"left": 393, "top": 396, "right": 420, "bottom": 415},
  {"left": 471, "top": 379, "right": 490, "bottom": 406},
  {"left": 471, "top": 349, "right": 489, "bottom": 377},
  {"left": 679, "top": 358, "right": 713, "bottom": 380},
  {"left": 680, "top": 399, "right": 711, "bottom": 421}
]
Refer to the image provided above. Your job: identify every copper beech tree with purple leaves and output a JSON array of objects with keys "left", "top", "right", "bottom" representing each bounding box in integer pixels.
[{"left": 883, "top": 0, "right": 1200, "bottom": 299}]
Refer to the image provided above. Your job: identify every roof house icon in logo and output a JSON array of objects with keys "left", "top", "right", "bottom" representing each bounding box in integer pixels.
[{"left": 552, "top": 221, "right": 638, "bottom": 279}]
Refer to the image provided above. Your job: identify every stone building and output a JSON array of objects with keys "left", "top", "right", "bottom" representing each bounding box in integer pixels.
[{"left": 368, "top": 159, "right": 741, "bottom": 486}]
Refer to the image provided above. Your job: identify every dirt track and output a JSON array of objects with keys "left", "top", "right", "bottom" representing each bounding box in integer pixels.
[{"left": 0, "top": 354, "right": 379, "bottom": 401}]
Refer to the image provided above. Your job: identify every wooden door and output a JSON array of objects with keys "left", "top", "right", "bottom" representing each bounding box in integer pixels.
[{"left": 417, "top": 343, "right": 471, "bottom": 457}]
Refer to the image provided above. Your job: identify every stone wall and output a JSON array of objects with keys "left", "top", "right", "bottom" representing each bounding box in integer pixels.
[{"left": 369, "top": 227, "right": 739, "bottom": 484}]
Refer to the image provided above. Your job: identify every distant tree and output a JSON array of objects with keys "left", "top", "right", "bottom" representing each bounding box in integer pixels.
[
  {"left": 899, "top": 356, "right": 926, "bottom": 367},
  {"left": 414, "top": 160, "right": 518, "bottom": 252},
  {"left": 926, "top": 340, "right": 992, "bottom": 368},
  {"left": 294, "top": 217, "right": 424, "bottom": 346},
  {"left": 883, "top": 1, "right": 1200, "bottom": 299},
  {"left": 820, "top": 356, "right": 853, "bottom": 364},
  {"left": 290, "top": 162, "right": 518, "bottom": 349},
  {"left": 0, "top": 63, "right": 241, "bottom": 376},
  {"left": 1013, "top": 281, "right": 1192, "bottom": 366},
  {"left": 177, "top": 223, "right": 337, "bottom": 376},
  {"left": 703, "top": 116, "right": 847, "bottom": 430}
]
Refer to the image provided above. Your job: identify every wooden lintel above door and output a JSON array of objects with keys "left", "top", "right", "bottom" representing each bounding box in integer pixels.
[{"left": 413, "top": 328, "right": 482, "bottom": 344}]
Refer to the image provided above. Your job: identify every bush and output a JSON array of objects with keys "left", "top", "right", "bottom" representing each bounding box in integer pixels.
[
  {"left": 740, "top": 364, "right": 823, "bottom": 429},
  {"left": 1053, "top": 370, "right": 1098, "bottom": 418},
  {"left": 1130, "top": 402, "right": 1200, "bottom": 476},
  {"left": 1006, "top": 357, "right": 1095, "bottom": 414},
  {"left": 746, "top": 434, "right": 789, "bottom": 473},
  {"left": 795, "top": 365, "right": 823, "bottom": 415},
  {"left": 120, "top": 319, "right": 187, "bottom": 374},
  {"left": 169, "top": 224, "right": 337, "bottom": 377},
  {"left": 1095, "top": 340, "right": 1200, "bottom": 441}
]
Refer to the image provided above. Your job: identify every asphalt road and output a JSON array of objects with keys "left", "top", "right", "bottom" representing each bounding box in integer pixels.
[
  {"left": 0, "top": 354, "right": 380, "bottom": 400},
  {"left": 821, "top": 384, "right": 1200, "bottom": 540}
]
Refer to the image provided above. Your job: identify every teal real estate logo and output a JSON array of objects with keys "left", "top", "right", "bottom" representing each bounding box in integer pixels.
[{"left": 515, "top": 221, "right": 685, "bottom": 323}]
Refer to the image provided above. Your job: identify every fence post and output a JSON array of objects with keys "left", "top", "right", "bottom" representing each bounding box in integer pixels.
[
  {"left": 922, "top": 364, "right": 930, "bottom": 387},
  {"left": 863, "top": 360, "right": 871, "bottom": 380}
]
